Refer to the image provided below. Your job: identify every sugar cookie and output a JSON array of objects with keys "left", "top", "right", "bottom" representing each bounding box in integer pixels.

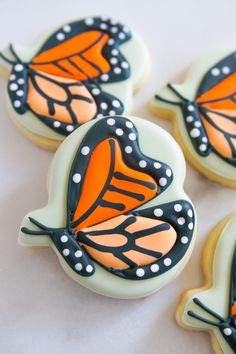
[
  {"left": 0, "top": 16, "right": 149, "bottom": 150},
  {"left": 19, "top": 115, "right": 195, "bottom": 299},
  {"left": 150, "top": 49, "right": 236, "bottom": 187},
  {"left": 177, "top": 213, "right": 236, "bottom": 353}
]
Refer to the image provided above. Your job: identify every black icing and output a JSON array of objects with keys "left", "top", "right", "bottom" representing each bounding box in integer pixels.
[{"left": 21, "top": 117, "right": 195, "bottom": 280}]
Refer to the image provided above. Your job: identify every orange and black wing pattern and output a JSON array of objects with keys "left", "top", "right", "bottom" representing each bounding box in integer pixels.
[
  {"left": 4, "top": 16, "right": 132, "bottom": 135},
  {"left": 22, "top": 117, "right": 195, "bottom": 280},
  {"left": 156, "top": 53, "right": 236, "bottom": 166}
]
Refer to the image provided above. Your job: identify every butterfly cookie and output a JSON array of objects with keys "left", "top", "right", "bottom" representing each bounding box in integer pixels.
[
  {"left": 0, "top": 16, "right": 149, "bottom": 150},
  {"left": 19, "top": 115, "right": 195, "bottom": 299},
  {"left": 150, "top": 49, "right": 236, "bottom": 187},
  {"left": 177, "top": 213, "right": 236, "bottom": 354}
]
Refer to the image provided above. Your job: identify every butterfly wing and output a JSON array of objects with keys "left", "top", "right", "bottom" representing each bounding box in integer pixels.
[
  {"left": 67, "top": 117, "right": 173, "bottom": 231},
  {"left": 195, "top": 52, "right": 236, "bottom": 165},
  {"left": 25, "top": 70, "right": 123, "bottom": 135},
  {"left": 29, "top": 16, "right": 131, "bottom": 83},
  {"left": 63, "top": 116, "right": 193, "bottom": 279},
  {"left": 77, "top": 197, "right": 195, "bottom": 280}
]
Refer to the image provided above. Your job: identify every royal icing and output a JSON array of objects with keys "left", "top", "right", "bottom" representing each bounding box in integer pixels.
[
  {"left": 178, "top": 213, "right": 236, "bottom": 354},
  {"left": 19, "top": 115, "right": 195, "bottom": 298},
  {"left": 0, "top": 16, "right": 149, "bottom": 144},
  {"left": 151, "top": 49, "right": 236, "bottom": 186}
]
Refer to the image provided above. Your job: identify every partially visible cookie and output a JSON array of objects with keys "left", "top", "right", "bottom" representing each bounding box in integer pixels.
[
  {"left": 176, "top": 213, "right": 236, "bottom": 354},
  {"left": 0, "top": 16, "right": 149, "bottom": 150},
  {"left": 19, "top": 115, "right": 196, "bottom": 299},
  {"left": 150, "top": 49, "right": 236, "bottom": 187}
]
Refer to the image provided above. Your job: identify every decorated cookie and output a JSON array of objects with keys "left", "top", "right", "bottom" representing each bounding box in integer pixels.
[
  {"left": 177, "top": 213, "right": 236, "bottom": 354},
  {"left": 0, "top": 16, "right": 149, "bottom": 150},
  {"left": 150, "top": 49, "right": 236, "bottom": 187},
  {"left": 19, "top": 115, "right": 195, "bottom": 299}
]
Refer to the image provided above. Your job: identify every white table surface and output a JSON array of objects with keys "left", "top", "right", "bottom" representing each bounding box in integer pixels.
[{"left": 0, "top": 0, "right": 235, "bottom": 353}]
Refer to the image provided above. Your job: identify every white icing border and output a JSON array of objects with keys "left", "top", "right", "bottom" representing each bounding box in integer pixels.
[
  {"left": 19, "top": 115, "right": 195, "bottom": 299},
  {"left": 151, "top": 48, "right": 236, "bottom": 182}
]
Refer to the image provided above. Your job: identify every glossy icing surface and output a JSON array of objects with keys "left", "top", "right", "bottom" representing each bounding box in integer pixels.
[
  {"left": 151, "top": 48, "right": 236, "bottom": 184},
  {"left": 19, "top": 115, "right": 195, "bottom": 298},
  {"left": 180, "top": 214, "right": 236, "bottom": 354},
  {"left": 0, "top": 16, "right": 149, "bottom": 142}
]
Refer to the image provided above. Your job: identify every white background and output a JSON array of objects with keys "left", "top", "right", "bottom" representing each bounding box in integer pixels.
[{"left": 0, "top": 0, "right": 236, "bottom": 353}]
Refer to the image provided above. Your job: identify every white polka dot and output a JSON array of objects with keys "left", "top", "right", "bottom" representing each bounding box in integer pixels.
[
  {"left": 97, "top": 113, "right": 103, "bottom": 118},
  {"left": 222, "top": 66, "right": 230, "bottom": 75},
  {"left": 121, "top": 61, "right": 129, "bottom": 69},
  {"left": 154, "top": 162, "right": 162, "bottom": 169},
  {"left": 14, "top": 64, "right": 24, "bottom": 72},
  {"left": 114, "top": 67, "right": 122, "bottom": 74},
  {"left": 14, "top": 100, "right": 21, "bottom": 108},
  {"left": 100, "top": 23, "right": 107, "bottom": 30},
  {"left": 190, "top": 128, "right": 200, "bottom": 138},
  {"left": 187, "top": 209, "right": 193, "bottom": 218},
  {"left": 16, "top": 90, "right": 24, "bottom": 96},
  {"left": 63, "top": 24, "right": 71, "bottom": 32},
  {"left": 75, "top": 250, "right": 83, "bottom": 258},
  {"left": 178, "top": 217, "right": 185, "bottom": 225},
  {"left": 53, "top": 121, "right": 61, "bottom": 128},
  {"left": 186, "top": 115, "right": 194, "bottom": 123},
  {"left": 66, "top": 125, "right": 74, "bottom": 132},
  {"left": 123, "top": 26, "right": 130, "bottom": 33},
  {"left": 202, "top": 137, "right": 208, "bottom": 143},
  {"left": 111, "top": 48, "right": 119, "bottom": 56},
  {"left": 223, "top": 328, "right": 232, "bottom": 336},
  {"left": 86, "top": 265, "right": 93, "bottom": 273},
  {"left": 109, "top": 110, "right": 116, "bottom": 115},
  {"left": 154, "top": 208, "right": 163, "bottom": 217},
  {"left": 9, "top": 74, "right": 16, "bottom": 80},
  {"left": 116, "top": 128, "right": 123, "bottom": 136},
  {"left": 150, "top": 264, "right": 159, "bottom": 273},
  {"left": 101, "top": 102, "right": 108, "bottom": 110},
  {"left": 107, "top": 118, "right": 115, "bottom": 125},
  {"left": 181, "top": 236, "right": 188, "bottom": 244},
  {"left": 188, "top": 222, "right": 194, "bottom": 230},
  {"left": 211, "top": 67, "right": 220, "bottom": 76},
  {"left": 174, "top": 204, "right": 182, "bottom": 212},
  {"left": 101, "top": 15, "right": 109, "bottom": 21},
  {"left": 75, "top": 263, "right": 83, "bottom": 271},
  {"left": 199, "top": 144, "right": 207, "bottom": 152},
  {"left": 61, "top": 235, "right": 68, "bottom": 243},
  {"left": 125, "top": 146, "right": 132, "bottom": 154},
  {"left": 56, "top": 32, "right": 65, "bottom": 41},
  {"left": 112, "top": 99, "right": 120, "bottom": 108},
  {"left": 166, "top": 169, "right": 172, "bottom": 177},
  {"left": 110, "top": 19, "right": 117, "bottom": 25},
  {"left": 110, "top": 57, "right": 118, "bottom": 65},
  {"left": 164, "top": 258, "right": 172, "bottom": 266},
  {"left": 9, "top": 83, "right": 18, "bottom": 91},
  {"left": 136, "top": 268, "right": 145, "bottom": 277},
  {"left": 17, "top": 78, "right": 24, "bottom": 84},
  {"left": 139, "top": 160, "right": 147, "bottom": 168},
  {"left": 62, "top": 249, "right": 70, "bottom": 256},
  {"left": 85, "top": 18, "right": 94, "bottom": 25},
  {"left": 72, "top": 173, "right": 81, "bottom": 183},
  {"left": 159, "top": 177, "right": 167, "bottom": 187},
  {"left": 188, "top": 105, "right": 195, "bottom": 112},
  {"left": 108, "top": 38, "right": 115, "bottom": 45},
  {"left": 101, "top": 74, "right": 109, "bottom": 81},
  {"left": 194, "top": 121, "right": 201, "bottom": 127},
  {"left": 92, "top": 88, "right": 100, "bottom": 95},
  {"left": 111, "top": 26, "right": 118, "bottom": 33},
  {"left": 81, "top": 146, "right": 90, "bottom": 155},
  {"left": 129, "top": 133, "right": 136, "bottom": 141},
  {"left": 118, "top": 32, "right": 126, "bottom": 40},
  {"left": 126, "top": 121, "right": 133, "bottom": 128}
]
